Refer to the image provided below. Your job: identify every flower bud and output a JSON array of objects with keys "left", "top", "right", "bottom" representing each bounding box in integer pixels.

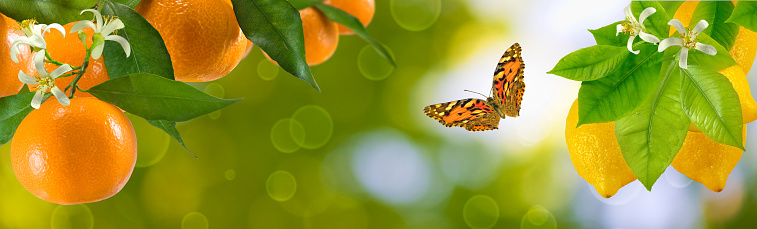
[
  {"left": 78, "top": 30, "right": 88, "bottom": 45},
  {"left": 92, "top": 33, "right": 105, "bottom": 49}
]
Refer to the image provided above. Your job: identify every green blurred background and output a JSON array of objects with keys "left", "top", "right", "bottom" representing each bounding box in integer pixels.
[{"left": 2, "top": 0, "right": 757, "bottom": 228}]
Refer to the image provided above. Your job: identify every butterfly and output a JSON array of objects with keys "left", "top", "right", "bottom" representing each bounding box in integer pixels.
[{"left": 423, "top": 43, "right": 525, "bottom": 132}]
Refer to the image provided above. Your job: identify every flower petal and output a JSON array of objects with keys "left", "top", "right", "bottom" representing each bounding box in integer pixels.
[
  {"left": 47, "top": 23, "right": 66, "bottom": 38},
  {"left": 639, "top": 31, "right": 660, "bottom": 43},
  {"left": 668, "top": 19, "right": 687, "bottom": 35},
  {"left": 639, "top": 7, "right": 656, "bottom": 24},
  {"left": 18, "top": 70, "right": 38, "bottom": 85},
  {"left": 695, "top": 43, "right": 717, "bottom": 56},
  {"left": 50, "top": 64, "right": 73, "bottom": 79},
  {"left": 33, "top": 50, "right": 48, "bottom": 76},
  {"left": 627, "top": 36, "right": 640, "bottom": 54},
  {"left": 692, "top": 20, "right": 709, "bottom": 35},
  {"left": 9, "top": 37, "right": 31, "bottom": 63},
  {"left": 27, "top": 34, "right": 46, "bottom": 49},
  {"left": 31, "top": 90, "right": 44, "bottom": 109},
  {"left": 624, "top": 5, "right": 634, "bottom": 20},
  {"left": 91, "top": 43, "right": 105, "bottom": 60},
  {"left": 679, "top": 47, "right": 689, "bottom": 69},
  {"left": 616, "top": 24, "right": 624, "bottom": 36},
  {"left": 51, "top": 87, "right": 70, "bottom": 106},
  {"left": 658, "top": 38, "right": 683, "bottom": 52},
  {"left": 100, "top": 19, "right": 125, "bottom": 36},
  {"left": 80, "top": 9, "right": 103, "bottom": 32},
  {"left": 105, "top": 35, "right": 131, "bottom": 57},
  {"left": 71, "top": 20, "right": 96, "bottom": 34}
]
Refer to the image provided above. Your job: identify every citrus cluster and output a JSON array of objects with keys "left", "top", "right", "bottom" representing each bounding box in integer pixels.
[{"left": 567, "top": 1, "right": 757, "bottom": 197}]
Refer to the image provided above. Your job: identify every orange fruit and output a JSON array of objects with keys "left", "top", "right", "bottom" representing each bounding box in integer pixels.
[
  {"left": 565, "top": 100, "right": 637, "bottom": 198},
  {"left": 0, "top": 14, "right": 35, "bottom": 97},
  {"left": 323, "top": 0, "right": 375, "bottom": 35},
  {"left": 11, "top": 97, "right": 137, "bottom": 205},
  {"left": 135, "top": 0, "right": 247, "bottom": 82},
  {"left": 39, "top": 23, "right": 108, "bottom": 97},
  {"left": 265, "top": 7, "right": 339, "bottom": 66},
  {"left": 243, "top": 39, "right": 253, "bottom": 58},
  {"left": 672, "top": 125, "right": 746, "bottom": 192}
]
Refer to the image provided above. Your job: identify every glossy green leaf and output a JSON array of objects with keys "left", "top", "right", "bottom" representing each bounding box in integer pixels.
[
  {"left": 231, "top": 0, "right": 320, "bottom": 92},
  {"left": 589, "top": 21, "right": 627, "bottom": 47},
  {"left": 0, "top": 0, "right": 96, "bottom": 24},
  {"left": 615, "top": 61, "right": 688, "bottom": 191},
  {"left": 726, "top": 1, "right": 757, "bottom": 33},
  {"left": 691, "top": 1, "right": 739, "bottom": 50},
  {"left": 659, "top": 1, "right": 685, "bottom": 15},
  {"left": 102, "top": 1, "right": 175, "bottom": 80},
  {"left": 315, "top": 3, "right": 396, "bottom": 67},
  {"left": 147, "top": 119, "right": 195, "bottom": 158},
  {"left": 687, "top": 33, "right": 737, "bottom": 72},
  {"left": 631, "top": 1, "right": 670, "bottom": 39},
  {"left": 680, "top": 65, "right": 743, "bottom": 150},
  {"left": 0, "top": 93, "right": 36, "bottom": 146},
  {"left": 289, "top": 0, "right": 323, "bottom": 10},
  {"left": 111, "top": 0, "right": 142, "bottom": 8},
  {"left": 548, "top": 45, "right": 629, "bottom": 81},
  {"left": 88, "top": 73, "right": 241, "bottom": 122},
  {"left": 577, "top": 45, "right": 661, "bottom": 126}
]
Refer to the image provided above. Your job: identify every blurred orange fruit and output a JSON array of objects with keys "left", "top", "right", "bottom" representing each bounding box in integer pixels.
[
  {"left": 565, "top": 100, "right": 636, "bottom": 198},
  {"left": 135, "top": 0, "right": 247, "bottom": 82},
  {"left": 323, "top": 0, "right": 375, "bottom": 35},
  {"left": 40, "top": 23, "right": 108, "bottom": 97},
  {"left": 264, "top": 7, "right": 339, "bottom": 66},
  {"left": 0, "top": 14, "right": 35, "bottom": 97},
  {"left": 11, "top": 97, "right": 137, "bottom": 205},
  {"left": 672, "top": 125, "right": 746, "bottom": 192}
]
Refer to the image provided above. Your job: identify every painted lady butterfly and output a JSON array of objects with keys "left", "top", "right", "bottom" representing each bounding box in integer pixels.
[{"left": 423, "top": 43, "right": 525, "bottom": 131}]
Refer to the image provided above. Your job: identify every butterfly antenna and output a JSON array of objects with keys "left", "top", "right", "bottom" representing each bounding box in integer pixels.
[{"left": 464, "top": 90, "right": 488, "bottom": 98}]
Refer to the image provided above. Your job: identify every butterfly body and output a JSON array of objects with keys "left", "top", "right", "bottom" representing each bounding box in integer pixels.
[{"left": 423, "top": 43, "right": 525, "bottom": 132}]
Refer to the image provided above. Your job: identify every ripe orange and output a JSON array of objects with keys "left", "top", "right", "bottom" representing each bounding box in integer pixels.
[
  {"left": 266, "top": 7, "right": 339, "bottom": 66},
  {"left": 323, "top": 0, "right": 375, "bottom": 35},
  {"left": 135, "top": 0, "right": 247, "bottom": 82},
  {"left": 11, "top": 97, "right": 137, "bottom": 205},
  {"left": 565, "top": 100, "right": 637, "bottom": 198},
  {"left": 0, "top": 14, "right": 35, "bottom": 97},
  {"left": 39, "top": 23, "right": 108, "bottom": 97}
]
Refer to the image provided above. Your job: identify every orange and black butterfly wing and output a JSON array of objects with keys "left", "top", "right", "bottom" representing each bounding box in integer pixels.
[
  {"left": 491, "top": 43, "right": 525, "bottom": 117},
  {"left": 423, "top": 98, "right": 500, "bottom": 131}
]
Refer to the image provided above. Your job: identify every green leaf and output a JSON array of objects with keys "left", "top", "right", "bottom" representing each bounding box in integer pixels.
[
  {"left": 314, "top": 3, "right": 396, "bottom": 67},
  {"left": 289, "top": 0, "right": 323, "bottom": 10},
  {"left": 687, "top": 33, "right": 737, "bottom": 71},
  {"left": 88, "top": 73, "right": 241, "bottom": 122},
  {"left": 111, "top": 0, "right": 142, "bottom": 8},
  {"left": 726, "top": 1, "right": 757, "bottom": 33},
  {"left": 231, "top": 0, "right": 320, "bottom": 92},
  {"left": 615, "top": 61, "right": 689, "bottom": 191},
  {"left": 146, "top": 120, "right": 196, "bottom": 158},
  {"left": 0, "top": 93, "right": 36, "bottom": 146},
  {"left": 101, "top": 1, "right": 175, "bottom": 80},
  {"left": 0, "top": 0, "right": 96, "bottom": 24},
  {"left": 631, "top": 1, "right": 670, "bottom": 39},
  {"left": 680, "top": 65, "right": 744, "bottom": 150},
  {"left": 577, "top": 45, "right": 661, "bottom": 125},
  {"left": 691, "top": 1, "right": 739, "bottom": 50},
  {"left": 659, "top": 1, "right": 685, "bottom": 15},
  {"left": 589, "top": 21, "right": 627, "bottom": 47},
  {"left": 547, "top": 45, "right": 629, "bottom": 81}
]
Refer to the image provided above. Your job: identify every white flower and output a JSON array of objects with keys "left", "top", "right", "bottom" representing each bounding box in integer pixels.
[
  {"left": 18, "top": 50, "right": 72, "bottom": 109},
  {"left": 657, "top": 19, "right": 717, "bottom": 69},
  {"left": 616, "top": 5, "right": 660, "bottom": 54},
  {"left": 71, "top": 9, "right": 131, "bottom": 60},
  {"left": 9, "top": 19, "right": 65, "bottom": 63}
]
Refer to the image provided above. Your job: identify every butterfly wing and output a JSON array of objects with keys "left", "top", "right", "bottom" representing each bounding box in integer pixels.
[
  {"left": 491, "top": 43, "right": 525, "bottom": 117},
  {"left": 423, "top": 98, "right": 501, "bottom": 131}
]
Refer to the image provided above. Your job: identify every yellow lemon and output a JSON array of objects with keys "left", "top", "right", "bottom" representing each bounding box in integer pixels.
[
  {"left": 565, "top": 100, "right": 637, "bottom": 198},
  {"left": 671, "top": 125, "right": 746, "bottom": 192}
]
